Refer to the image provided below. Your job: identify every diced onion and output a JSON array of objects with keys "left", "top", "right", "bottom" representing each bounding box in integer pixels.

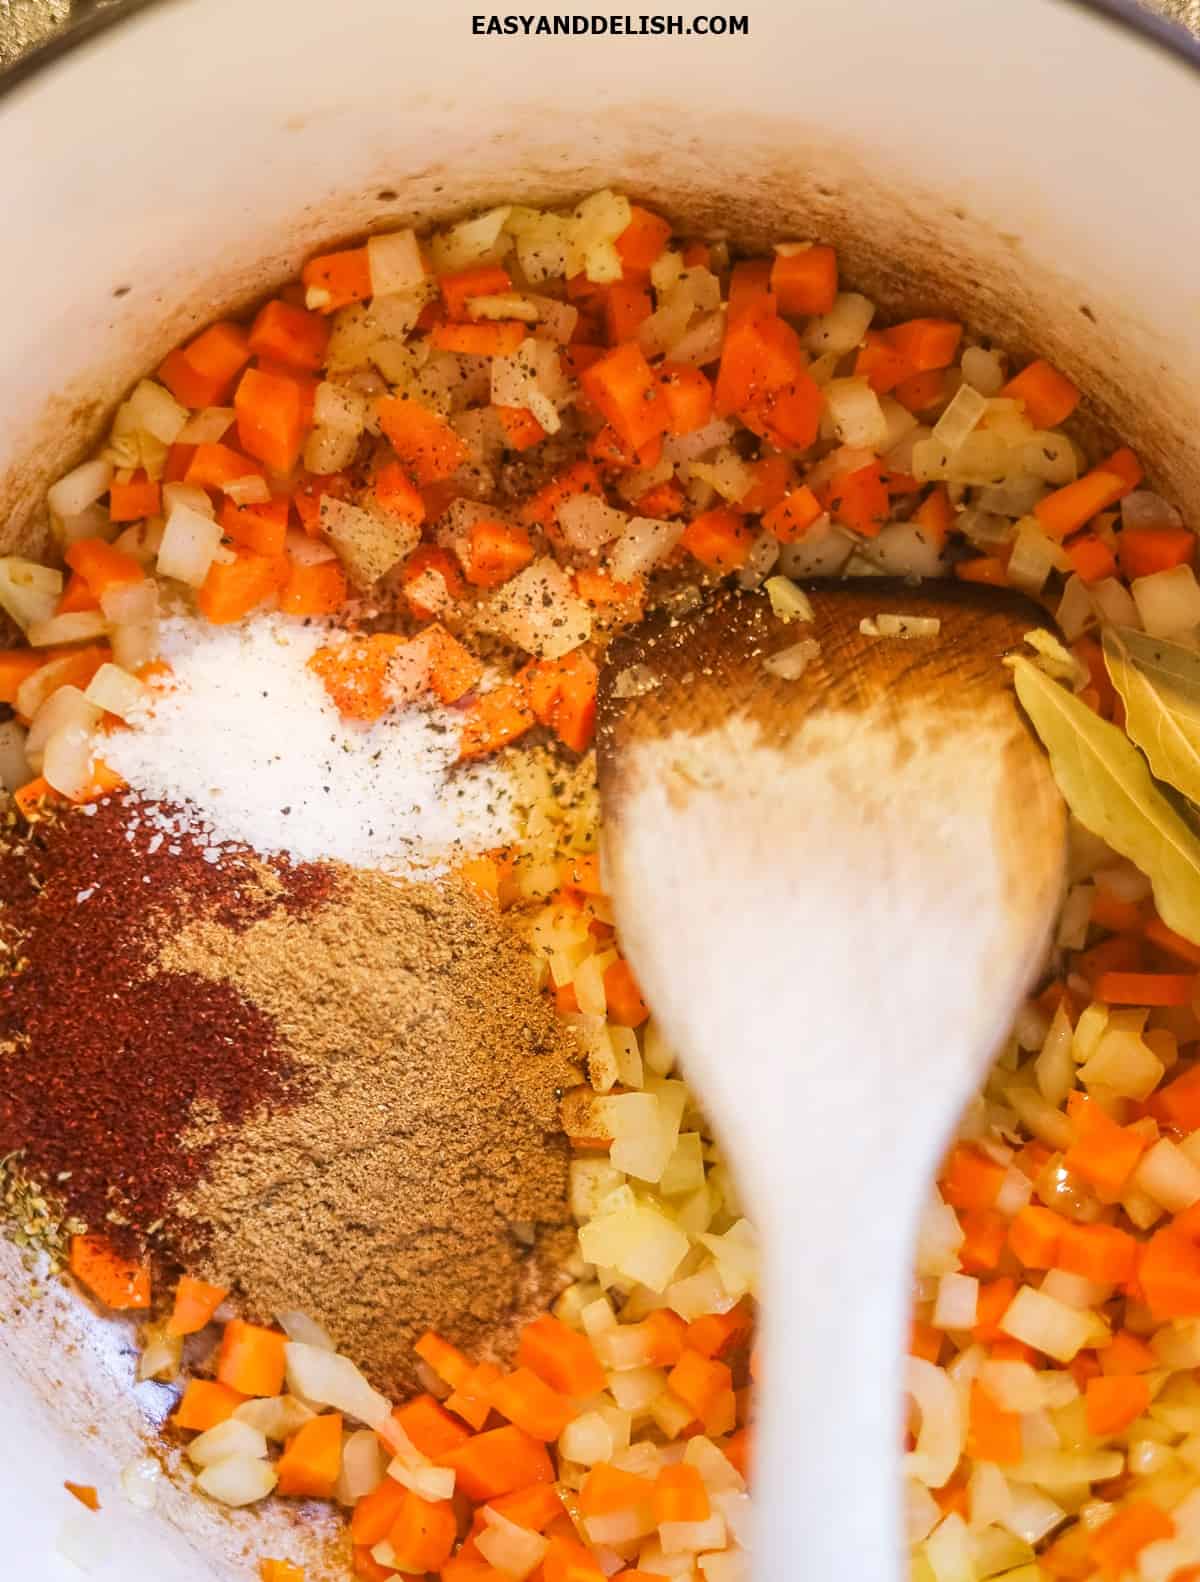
[
  {"left": 1123, "top": 490, "right": 1184, "bottom": 531},
  {"left": 100, "top": 578, "right": 157, "bottom": 626},
  {"left": 960, "top": 346, "right": 1006, "bottom": 395},
  {"left": 285, "top": 530, "right": 338, "bottom": 567},
  {"left": 559, "top": 496, "right": 629, "bottom": 554},
  {"left": 320, "top": 496, "right": 419, "bottom": 588},
  {"left": 126, "top": 379, "right": 189, "bottom": 444},
  {"left": 777, "top": 519, "right": 854, "bottom": 579},
  {"left": 999, "top": 1484, "right": 1066, "bottom": 1546},
  {"left": 390, "top": 1461, "right": 457, "bottom": 1501},
  {"left": 177, "top": 407, "right": 235, "bottom": 445},
  {"left": 1089, "top": 575, "right": 1141, "bottom": 630},
  {"left": 861, "top": 520, "right": 946, "bottom": 580},
  {"left": 763, "top": 639, "right": 820, "bottom": 681},
  {"left": 157, "top": 503, "right": 223, "bottom": 587},
  {"left": 137, "top": 1320, "right": 183, "bottom": 1382},
  {"left": 43, "top": 726, "right": 97, "bottom": 800},
  {"left": 1132, "top": 565, "right": 1200, "bottom": 638},
  {"left": 468, "top": 292, "right": 540, "bottom": 324},
  {"left": 764, "top": 577, "right": 814, "bottom": 624},
  {"left": 195, "top": 1455, "right": 277, "bottom": 1507},
  {"left": 660, "top": 1512, "right": 727, "bottom": 1555},
  {"left": 579, "top": 1201, "right": 689, "bottom": 1293},
  {"left": 477, "top": 1510, "right": 549, "bottom": 1579},
  {"left": 284, "top": 1341, "right": 391, "bottom": 1428},
  {"left": 120, "top": 1456, "right": 162, "bottom": 1511},
  {"left": 336, "top": 1429, "right": 385, "bottom": 1506},
  {"left": 0, "top": 720, "right": 31, "bottom": 792},
  {"left": 57, "top": 1512, "right": 113, "bottom": 1574},
  {"left": 825, "top": 378, "right": 888, "bottom": 450},
  {"left": 84, "top": 663, "right": 149, "bottom": 721},
  {"left": 802, "top": 293, "right": 875, "bottom": 355},
  {"left": 1020, "top": 432, "right": 1078, "bottom": 485},
  {"left": 668, "top": 309, "right": 726, "bottom": 368},
  {"left": 931, "top": 383, "right": 988, "bottom": 452},
  {"left": 486, "top": 558, "right": 593, "bottom": 659},
  {"left": 932, "top": 1271, "right": 979, "bottom": 1330},
  {"left": 187, "top": 1418, "right": 268, "bottom": 1468},
  {"left": 491, "top": 339, "right": 568, "bottom": 434},
  {"left": 0, "top": 556, "right": 63, "bottom": 631},
  {"left": 367, "top": 229, "right": 425, "bottom": 297},
  {"left": 112, "top": 621, "right": 160, "bottom": 672},
  {"left": 914, "top": 1190, "right": 964, "bottom": 1279},
  {"left": 1000, "top": 1284, "right": 1093, "bottom": 1362},
  {"left": 1134, "top": 1138, "right": 1200, "bottom": 1213},
  {"left": 48, "top": 458, "right": 114, "bottom": 520},
  {"left": 26, "top": 609, "right": 109, "bottom": 648},
  {"left": 233, "top": 1395, "right": 316, "bottom": 1442},
  {"left": 904, "top": 1358, "right": 964, "bottom": 1489},
  {"left": 276, "top": 1310, "right": 337, "bottom": 1350},
  {"left": 431, "top": 206, "right": 513, "bottom": 272}
]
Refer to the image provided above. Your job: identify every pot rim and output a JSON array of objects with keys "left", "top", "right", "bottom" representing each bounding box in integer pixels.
[{"left": 2, "top": 0, "right": 1199, "bottom": 107}]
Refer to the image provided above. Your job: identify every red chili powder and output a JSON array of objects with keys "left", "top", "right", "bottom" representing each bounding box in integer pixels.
[{"left": 0, "top": 797, "right": 335, "bottom": 1250}]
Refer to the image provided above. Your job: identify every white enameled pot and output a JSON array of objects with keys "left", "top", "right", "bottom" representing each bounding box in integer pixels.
[{"left": 1, "top": 1, "right": 1198, "bottom": 1576}]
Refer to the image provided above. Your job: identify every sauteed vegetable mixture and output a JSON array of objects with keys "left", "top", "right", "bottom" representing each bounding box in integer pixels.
[{"left": 3, "top": 189, "right": 1200, "bottom": 1582}]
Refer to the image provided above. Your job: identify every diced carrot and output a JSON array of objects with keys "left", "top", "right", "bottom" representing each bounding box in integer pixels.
[
  {"left": 1098, "top": 446, "right": 1143, "bottom": 496},
  {"left": 989, "top": 1337, "right": 1038, "bottom": 1366},
  {"left": 727, "top": 259, "right": 774, "bottom": 319},
  {"left": 973, "top": 1278, "right": 1017, "bottom": 1343},
  {"left": 277, "top": 1412, "right": 343, "bottom": 1499},
  {"left": 377, "top": 396, "right": 468, "bottom": 486},
  {"left": 524, "top": 650, "right": 599, "bottom": 753},
  {"left": 108, "top": 470, "right": 161, "bottom": 523},
  {"left": 1146, "top": 915, "right": 1200, "bottom": 967},
  {"left": 722, "top": 1427, "right": 751, "bottom": 1481},
  {"left": 667, "top": 1350, "right": 733, "bottom": 1432},
  {"left": 220, "top": 497, "right": 290, "bottom": 557},
  {"left": 543, "top": 1536, "right": 607, "bottom": 1582},
  {"left": 197, "top": 548, "right": 287, "bottom": 625},
  {"left": 1073, "top": 932, "right": 1146, "bottom": 983},
  {"left": 604, "top": 958, "right": 649, "bottom": 1027},
  {"left": 1064, "top": 1091, "right": 1150, "bottom": 1195},
  {"left": 249, "top": 299, "right": 330, "bottom": 371},
  {"left": 1041, "top": 1522, "right": 1095, "bottom": 1581},
  {"left": 965, "top": 1381, "right": 1022, "bottom": 1465},
  {"left": 216, "top": 1318, "right": 287, "bottom": 1397},
  {"left": 1095, "top": 970, "right": 1195, "bottom": 1007},
  {"left": 894, "top": 368, "right": 949, "bottom": 414},
  {"left": 681, "top": 241, "right": 711, "bottom": 269},
  {"left": 574, "top": 568, "right": 644, "bottom": 624},
  {"left": 769, "top": 244, "right": 837, "bottom": 317},
  {"left": 64, "top": 1483, "right": 100, "bottom": 1512},
  {"left": 430, "top": 320, "right": 528, "bottom": 357},
  {"left": 167, "top": 1274, "right": 227, "bottom": 1337},
  {"left": 185, "top": 442, "right": 264, "bottom": 493},
  {"left": 635, "top": 477, "right": 687, "bottom": 519},
  {"left": 763, "top": 485, "right": 823, "bottom": 543},
  {"left": 489, "top": 1368, "right": 575, "bottom": 1442},
  {"left": 616, "top": 207, "right": 672, "bottom": 273},
  {"left": 680, "top": 507, "right": 754, "bottom": 572},
  {"left": 1035, "top": 471, "right": 1127, "bottom": 541},
  {"left": 1147, "top": 1062, "right": 1200, "bottom": 1130},
  {"left": 955, "top": 555, "right": 1011, "bottom": 587},
  {"left": 351, "top": 1475, "right": 408, "bottom": 1546},
  {"left": 738, "top": 453, "right": 795, "bottom": 515},
  {"left": 652, "top": 1463, "right": 710, "bottom": 1525},
  {"left": 561, "top": 344, "right": 606, "bottom": 381},
  {"left": 910, "top": 1321, "right": 942, "bottom": 1363},
  {"left": 958, "top": 1209, "right": 1008, "bottom": 1273},
  {"left": 1001, "top": 359, "right": 1080, "bottom": 429},
  {"left": 301, "top": 246, "right": 372, "bottom": 313},
  {"left": 473, "top": 1482, "right": 565, "bottom": 1534},
  {"left": 259, "top": 1563, "right": 304, "bottom": 1582},
  {"left": 747, "top": 372, "right": 824, "bottom": 451},
  {"left": 519, "top": 459, "right": 604, "bottom": 534},
  {"left": 1065, "top": 531, "right": 1118, "bottom": 585},
  {"left": 603, "top": 281, "right": 653, "bottom": 345},
  {"left": 1100, "top": 1330, "right": 1157, "bottom": 1376},
  {"left": 14, "top": 777, "right": 55, "bottom": 818},
  {"left": 578, "top": 1463, "right": 656, "bottom": 1517},
  {"left": 828, "top": 460, "right": 889, "bottom": 538},
  {"left": 413, "top": 1330, "right": 473, "bottom": 1391},
  {"left": 447, "top": 1359, "right": 503, "bottom": 1432},
  {"left": 714, "top": 309, "right": 806, "bottom": 418},
  {"left": 440, "top": 1545, "right": 506, "bottom": 1582},
  {"left": 1117, "top": 526, "right": 1196, "bottom": 580},
  {"left": 351, "top": 1546, "right": 395, "bottom": 1582},
  {"left": 855, "top": 332, "right": 913, "bottom": 396},
  {"left": 400, "top": 544, "right": 464, "bottom": 621},
  {"left": 466, "top": 520, "right": 535, "bottom": 588},
  {"left": 1139, "top": 1226, "right": 1200, "bottom": 1319},
  {"left": 685, "top": 1304, "right": 750, "bottom": 1361},
  {"left": 0, "top": 649, "right": 48, "bottom": 703},
  {"left": 420, "top": 623, "right": 483, "bottom": 705},
  {"left": 495, "top": 405, "right": 547, "bottom": 451},
  {"left": 68, "top": 1234, "right": 150, "bottom": 1310},
  {"left": 1008, "top": 1205, "right": 1065, "bottom": 1269},
  {"left": 657, "top": 362, "right": 714, "bottom": 436},
  {"left": 1086, "top": 1375, "right": 1150, "bottom": 1437},
  {"left": 65, "top": 537, "right": 145, "bottom": 597},
  {"left": 1089, "top": 881, "right": 1144, "bottom": 936},
  {"left": 911, "top": 485, "right": 954, "bottom": 552},
  {"left": 459, "top": 848, "right": 502, "bottom": 900},
  {"left": 387, "top": 1488, "right": 458, "bottom": 1574},
  {"left": 884, "top": 318, "right": 963, "bottom": 374},
  {"left": 518, "top": 1314, "right": 606, "bottom": 1398},
  {"left": 1055, "top": 1221, "right": 1139, "bottom": 1285},
  {"left": 56, "top": 571, "right": 101, "bottom": 615},
  {"left": 158, "top": 322, "right": 251, "bottom": 408},
  {"left": 580, "top": 343, "right": 667, "bottom": 454},
  {"left": 1088, "top": 1501, "right": 1175, "bottom": 1582},
  {"left": 234, "top": 367, "right": 307, "bottom": 473},
  {"left": 172, "top": 1379, "right": 249, "bottom": 1432},
  {"left": 440, "top": 264, "right": 513, "bottom": 320},
  {"left": 458, "top": 681, "right": 536, "bottom": 761},
  {"left": 309, "top": 633, "right": 406, "bottom": 723},
  {"left": 443, "top": 1425, "right": 555, "bottom": 1502},
  {"left": 940, "top": 1143, "right": 1007, "bottom": 1211},
  {"left": 388, "top": 1395, "right": 473, "bottom": 1461},
  {"left": 163, "top": 442, "right": 197, "bottom": 483}
]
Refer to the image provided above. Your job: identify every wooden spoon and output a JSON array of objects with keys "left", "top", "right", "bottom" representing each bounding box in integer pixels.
[{"left": 596, "top": 578, "right": 1067, "bottom": 1579}]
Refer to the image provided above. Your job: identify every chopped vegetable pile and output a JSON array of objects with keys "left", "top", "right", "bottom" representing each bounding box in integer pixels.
[{"left": 5, "top": 188, "right": 1200, "bottom": 1582}]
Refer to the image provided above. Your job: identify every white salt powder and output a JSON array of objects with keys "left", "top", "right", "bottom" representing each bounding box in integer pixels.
[{"left": 106, "top": 615, "right": 517, "bottom": 872}]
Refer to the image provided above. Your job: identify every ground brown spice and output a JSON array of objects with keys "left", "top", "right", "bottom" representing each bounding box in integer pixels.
[{"left": 161, "top": 869, "right": 581, "bottom": 1395}]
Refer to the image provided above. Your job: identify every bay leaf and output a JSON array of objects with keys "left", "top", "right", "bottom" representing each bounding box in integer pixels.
[
  {"left": 1103, "top": 624, "right": 1200, "bottom": 806},
  {"left": 1012, "top": 656, "right": 1200, "bottom": 944}
]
